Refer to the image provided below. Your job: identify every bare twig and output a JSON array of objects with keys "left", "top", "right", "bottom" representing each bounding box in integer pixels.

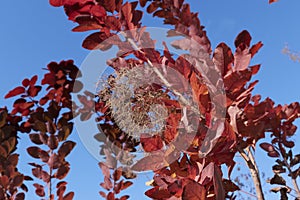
[{"left": 237, "top": 146, "right": 265, "bottom": 200}]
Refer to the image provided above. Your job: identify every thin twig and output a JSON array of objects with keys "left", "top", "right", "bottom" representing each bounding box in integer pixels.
[
  {"left": 49, "top": 150, "right": 53, "bottom": 200},
  {"left": 237, "top": 146, "right": 265, "bottom": 200},
  {"left": 278, "top": 144, "right": 300, "bottom": 198},
  {"left": 238, "top": 189, "right": 258, "bottom": 199}
]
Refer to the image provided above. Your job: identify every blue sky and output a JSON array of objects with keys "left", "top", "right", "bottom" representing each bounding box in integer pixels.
[{"left": 0, "top": 0, "right": 300, "bottom": 199}]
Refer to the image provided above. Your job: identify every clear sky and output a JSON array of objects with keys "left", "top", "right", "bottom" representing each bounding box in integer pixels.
[{"left": 0, "top": 0, "right": 300, "bottom": 199}]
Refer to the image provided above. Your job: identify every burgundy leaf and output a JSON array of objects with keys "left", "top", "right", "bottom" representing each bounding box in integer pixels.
[
  {"left": 15, "top": 193, "right": 25, "bottom": 200},
  {"left": 213, "top": 42, "right": 233, "bottom": 76},
  {"left": 48, "top": 135, "right": 58, "bottom": 150},
  {"left": 58, "top": 141, "right": 76, "bottom": 158},
  {"left": 140, "top": 134, "right": 163, "bottom": 152},
  {"left": 27, "top": 147, "right": 41, "bottom": 159},
  {"left": 260, "top": 142, "right": 275, "bottom": 152},
  {"left": 29, "top": 134, "right": 43, "bottom": 145},
  {"left": 82, "top": 32, "right": 113, "bottom": 50},
  {"left": 182, "top": 181, "right": 206, "bottom": 200},
  {"left": 55, "top": 165, "right": 70, "bottom": 180},
  {"left": 234, "top": 30, "right": 252, "bottom": 48},
  {"left": 234, "top": 45, "right": 251, "bottom": 71},
  {"left": 63, "top": 192, "right": 74, "bottom": 200},
  {"left": 250, "top": 41, "right": 263, "bottom": 57},
  {"left": 106, "top": 192, "right": 115, "bottom": 200},
  {"left": 145, "top": 186, "right": 172, "bottom": 199},
  {"left": 5, "top": 86, "right": 25, "bottom": 99},
  {"left": 49, "top": 0, "right": 64, "bottom": 7},
  {"left": 12, "top": 174, "right": 24, "bottom": 187},
  {"left": 99, "top": 162, "right": 111, "bottom": 178},
  {"left": 33, "top": 183, "right": 45, "bottom": 197},
  {"left": 131, "top": 154, "right": 167, "bottom": 172}
]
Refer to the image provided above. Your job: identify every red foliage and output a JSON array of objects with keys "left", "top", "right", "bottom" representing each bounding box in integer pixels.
[
  {"left": 46, "top": 0, "right": 299, "bottom": 199},
  {"left": 0, "top": 0, "right": 294, "bottom": 199},
  {"left": 3, "top": 60, "right": 80, "bottom": 199}
]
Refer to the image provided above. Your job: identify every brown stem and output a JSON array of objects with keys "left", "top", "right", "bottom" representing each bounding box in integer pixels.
[
  {"left": 276, "top": 143, "right": 300, "bottom": 198},
  {"left": 49, "top": 150, "right": 53, "bottom": 200},
  {"left": 279, "top": 147, "right": 300, "bottom": 198},
  {"left": 238, "top": 146, "right": 265, "bottom": 200},
  {"left": 291, "top": 179, "right": 300, "bottom": 198}
]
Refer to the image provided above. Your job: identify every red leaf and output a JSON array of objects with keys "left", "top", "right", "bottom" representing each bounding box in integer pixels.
[
  {"left": 153, "top": 10, "right": 166, "bottom": 18},
  {"left": 49, "top": 0, "right": 64, "bottom": 7},
  {"left": 33, "top": 183, "right": 45, "bottom": 197},
  {"left": 167, "top": 181, "right": 182, "bottom": 196},
  {"left": 213, "top": 42, "right": 233, "bottom": 76},
  {"left": 12, "top": 174, "right": 24, "bottom": 187},
  {"left": 131, "top": 154, "right": 167, "bottom": 172},
  {"left": 5, "top": 86, "right": 25, "bottom": 98},
  {"left": 250, "top": 64, "right": 261, "bottom": 75},
  {"left": 15, "top": 193, "right": 25, "bottom": 200},
  {"left": 57, "top": 181, "right": 67, "bottom": 188},
  {"left": 182, "top": 181, "right": 206, "bottom": 200},
  {"left": 0, "top": 175, "right": 9, "bottom": 188},
  {"left": 213, "top": 165, "right": 225, "bottom": 200},
  {"left": 107, "top": 192, "right": 115, "bottom": 200},
  {"left": 57, "top": 184, "right": 66, "bottom": 199},
  {"left": 99, "top": 162, "right": 110, "bottom": 178},
  {"left": 121, "top": 2, "right": 133, "bottom": 28},
  {"left": 139, "top": 0, "right": 147, "bottom": 7},
  {"left": 39, "top": 97, "right": 49, "bottom": 105},
  {"left": 29, "top": 134, "right": 43, "bottom": 145},
  {"left": 56, "top": 165, "right": 70, "bottom": 180},
  {"left": 22, "top": 78, "right": 30, "bottom": 87},
  {"left": 27, "top": 147, "right": 41, "bottom": 159},
  {"left": 32, "top": 167, "right": 42, "bottom": 179},
  {"left": 147, "top": 2, "right": 158, "bottom": 13},
  {"left": 40, "top": 150, "right": 50, "bottom": 162},
  {"left": 82, "top": 32, "right": 113, "bottom": 50},
  {"left": 100, "top": 176, "right": 113, "bottom": 190},
  {"left": 145, "top": 186, "right": 172, "bottom": 199},
  {"left": 41, "top": 170, "right": 50, "bottom": 182},
  {"left": 58, "top": 141, "right": 76, "bottom": 158},
  {"left": 140, "top": 134, "right": 163, "bottom": 152},
  {"left": 260, "top": 142, "right": 275, "bottom": 152},
  {"left": 250, "top": 41, "right": 263, "bottom": 58},
  {"left": 234, "top": 30, "right": 252, "bottom": 48},
  {"left": 112, "top": 168, "right": 122, "bottom": 181},
  {"left": 99, "top": 191, "right": 106, "bottom": 198},
  {"left": 72, "top": 16, "right": 102, "bottom": 32},
  {"left": 101, "top": 0, "right": 116, "bottom": 13},
  {"left": 103, "top": 148, "right": 117, "bottom": 169},
  {"left": 90, "top": 5, "right": 106, "bottom": 17},
  {"left": 269, "top": 0, "right": 278, "bottom": 4},
  {"left": 234, "top": 45, "right": 251, "bottom": 71},
  {"left": 8, "top": 154, "right": 19, "bottom": 166},
  {"left": 48, "top": 135, "right": 58, "bottom": 150},
  {"left": 120, "top": 195, "right": 130, "bottom": 200},
  {"left": 29, "top": 75, "right": 38, "bottom": 86},
  {"left": 268, "top": 151, "right": 280, "bottom": 157},
  {"left": 105, "top": 16, "right": 121, "bottom": 31},
  {"left": 120, "top": 181, "right": 133, "bottom": 191},
  {"left": 63, "top": 192, "right": 74, "bottom": 200},
  {"left": 28, "top": 86, "right": 42, "bottom": 97}
]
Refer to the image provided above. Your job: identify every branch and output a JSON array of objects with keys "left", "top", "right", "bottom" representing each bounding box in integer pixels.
[
  {"left": 48, "top": 150, "right": 53, "bottom": 200},
  {"left": 279, "top": 145, "right": 300, "bottom": 198},
  {"left": 237, "top": 146, "right": 265, "bottom": 200}
]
